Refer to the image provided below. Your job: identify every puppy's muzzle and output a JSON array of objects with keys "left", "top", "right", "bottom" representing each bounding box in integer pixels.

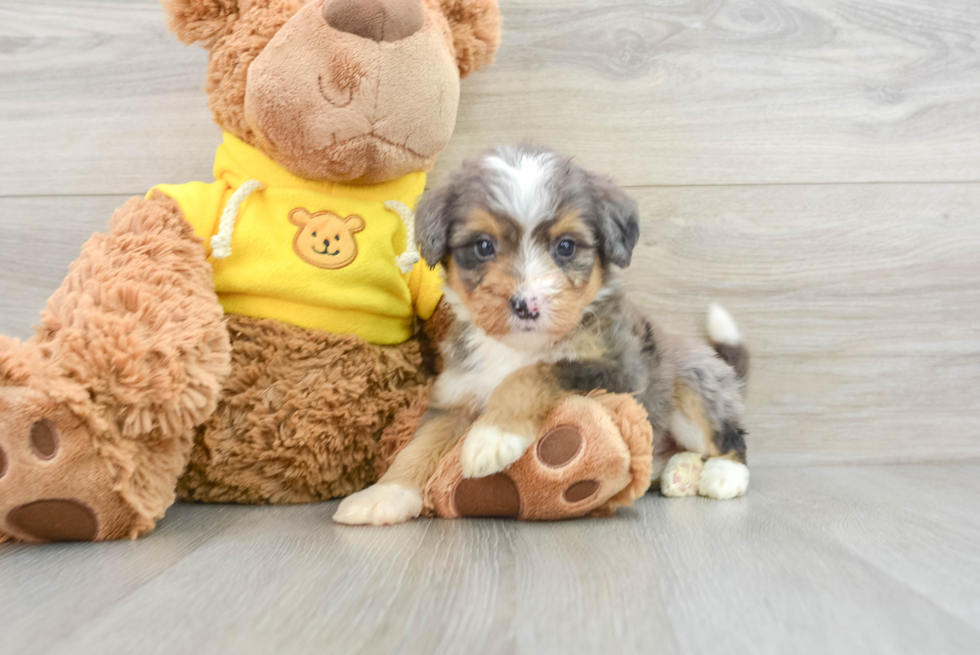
[{"left": 510, "top": 295, "right": 541, "bottom": 321}]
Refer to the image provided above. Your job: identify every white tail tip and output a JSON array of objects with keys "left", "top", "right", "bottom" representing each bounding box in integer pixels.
[{"left": 707, "top": 303, "right": 741, "bottom": 346}]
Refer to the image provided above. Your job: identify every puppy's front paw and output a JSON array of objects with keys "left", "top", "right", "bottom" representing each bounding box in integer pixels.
[
  {"left": 699, "top": 458, "right": 750, "bottom": 500},
  {"left": 332, "top": 484, "right": 422, "bottom": 526},
  {"left": 461, "top": 424, "right": 530, "bottom": 479}
]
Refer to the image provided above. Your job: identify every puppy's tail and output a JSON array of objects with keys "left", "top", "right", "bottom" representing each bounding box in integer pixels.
[{"left": 707, "top": 304, "right": 750, "bottom": 385}]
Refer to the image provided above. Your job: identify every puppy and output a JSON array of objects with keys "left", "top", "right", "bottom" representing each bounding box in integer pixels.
[{"left": 334, "top": 144, "right": 750, "bottom": 525}]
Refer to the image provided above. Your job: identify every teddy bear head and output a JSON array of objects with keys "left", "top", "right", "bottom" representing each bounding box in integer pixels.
[{"left": 165, "top": 0, "right": 501, "bottom": 183}]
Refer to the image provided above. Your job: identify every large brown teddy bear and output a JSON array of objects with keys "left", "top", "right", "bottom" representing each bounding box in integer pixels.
[{"left": 0, "top": 0, "right": 652, "bottom": 542}]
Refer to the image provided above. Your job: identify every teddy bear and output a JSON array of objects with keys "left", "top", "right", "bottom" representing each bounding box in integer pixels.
[{"left": 0, "top": 0, "right": 652, "bottom": 543}]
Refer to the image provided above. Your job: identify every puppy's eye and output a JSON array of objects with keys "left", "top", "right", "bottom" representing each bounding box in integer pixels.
[
  {"left": 474, "top": 239, "right": 496, "bottom": 260},
  {"left": 555, "top": 239, "right": 576, "bottom": 258}
]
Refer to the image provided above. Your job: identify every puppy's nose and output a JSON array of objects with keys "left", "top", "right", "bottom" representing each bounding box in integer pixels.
[
  {"left": 323, "top": 0, "right": 424, "bottom": 42},
  {"left": 510, "top": 296, "right": 540, "bottom": 321}
]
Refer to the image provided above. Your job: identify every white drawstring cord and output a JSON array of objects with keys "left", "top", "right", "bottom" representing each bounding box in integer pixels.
[
  {"left": 210, "top": 179, "right": 266, "bottom": 259},
  {"left": 385, "top": 200, "right": 421, "bottom": 274}
]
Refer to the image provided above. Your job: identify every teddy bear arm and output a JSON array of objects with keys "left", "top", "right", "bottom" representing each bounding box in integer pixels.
[{"left": 0, "top": 192, "right": 230, "bottom": 541}]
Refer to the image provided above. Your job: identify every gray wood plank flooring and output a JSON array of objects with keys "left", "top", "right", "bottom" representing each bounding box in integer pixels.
[
  {"left": 2, "top": 464, "right": 979, "bottom": 655},
  {"left": 1, "top": 2, "right": 979, "bottom": 652}
]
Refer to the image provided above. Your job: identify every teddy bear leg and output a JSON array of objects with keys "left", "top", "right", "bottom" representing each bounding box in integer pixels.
[
  {"left": 0, "top": 193, "right": 230, "bottom": 541},
  {"left": 424, "top": 393, "right": 654, "bottom": 520}
]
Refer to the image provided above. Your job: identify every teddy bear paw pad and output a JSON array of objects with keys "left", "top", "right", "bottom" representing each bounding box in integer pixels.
[
  {"left": 0, "top": 392, "right": 140, "bottom": 542},
  {"left": 7, "top": 499, "right": 98, "bottom": 542},
  {"left": 453, "top": 473, "right": 521, "bottom": 518},
  {"left": 536, "top": 425, "right": 584, "bottom": 468}
]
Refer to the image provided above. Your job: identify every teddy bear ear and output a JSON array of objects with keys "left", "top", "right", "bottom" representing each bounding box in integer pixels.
[
  {"left": 430, "top": 0, "right": 502, "bottom": 78},
  {"left": 163, "top": 0, "right": 241, "bottom": 47},
  {"left": 289, "top": 208, "right": 312, "bottom": 226},
  {"left": 345, "top": 215, "right": 366, "bottom": 233}
]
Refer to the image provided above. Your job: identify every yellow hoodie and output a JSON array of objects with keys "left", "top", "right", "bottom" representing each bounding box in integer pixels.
[{"left": 151, "top": 133, "right": 444, "bottom": 345}]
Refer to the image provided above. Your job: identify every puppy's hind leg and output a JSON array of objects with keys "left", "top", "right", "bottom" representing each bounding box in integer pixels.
[{"left": 659, "top": 382, "right": 750, "bottom": 500}]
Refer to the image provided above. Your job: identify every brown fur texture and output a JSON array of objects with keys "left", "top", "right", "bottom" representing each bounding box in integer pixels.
[
  {"left": 0, "top": 194, "right": 230, "bottom": 541},
  {"left": 166, "top": 0, "right": 500, "bottom": 183},
  {"left": 0, "top": 0, "right": 503, "bottom": 542},
  {"left": 177, "top": 314, "right": 432, "bottom": 503},
  {"left": 422, "top": 392, "right": 652, "bottom": 520}
]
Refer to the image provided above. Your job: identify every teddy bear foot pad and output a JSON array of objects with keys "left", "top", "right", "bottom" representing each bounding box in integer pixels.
[
  {"left": 0, "top": 388, "right": 140, "bottom": 542},
  {"left": 424, "top": 394, "right": 654, "bottom": 521}
]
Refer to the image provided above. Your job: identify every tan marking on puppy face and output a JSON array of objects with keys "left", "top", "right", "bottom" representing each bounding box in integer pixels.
[
  {"left": 289, "top": 208, "right": 365, "bottom": 269},
  {"left": 547, "top": 211, "right": 587, "bottom": 242},
  {"left": 542, "top": 260, "right": 604, "bottom": 339},
  {"left": 447, "top": 260, "right": 517, "bottom": 336},
  {"left": 672, "top": 383, "right": 720, "bottom": 457}
]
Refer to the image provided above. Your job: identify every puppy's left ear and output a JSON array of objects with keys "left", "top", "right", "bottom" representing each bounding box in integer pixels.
[
  {"left": 415, "top": 179, "right": 457, "bottom": 268},
  {"left": 590, "top": 174, "right": 640, "bottom": 268}
]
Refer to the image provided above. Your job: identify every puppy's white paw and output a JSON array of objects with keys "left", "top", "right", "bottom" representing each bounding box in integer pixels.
[
  {"left": 660, "top": 452, "right": 704, "bottom": 497},
  {"left": 461, "top": 424, "right": 530, "bottom": 478},
  {"left": 333, "top": 484, "right": 422, "bottom": 525},
  {"left": 699, "top": 458, "right": 750, "bottom": 500}
]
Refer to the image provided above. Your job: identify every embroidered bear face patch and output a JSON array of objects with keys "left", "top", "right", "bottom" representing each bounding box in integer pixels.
[{"left": 289, "top": 208, "right": 365, "bottom": 269}]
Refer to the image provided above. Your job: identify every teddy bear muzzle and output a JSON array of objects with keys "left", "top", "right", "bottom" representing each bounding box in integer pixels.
[{"left": 323, "top": 0, "right": 424, "bottom": 42}]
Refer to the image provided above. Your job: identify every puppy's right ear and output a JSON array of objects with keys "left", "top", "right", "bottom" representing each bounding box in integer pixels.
[
  {"left": 164, "top": 0, "right": 240, "bottom": 47},
  {"left": 415, "top": 180, "right": 457, "bottom": 268}
]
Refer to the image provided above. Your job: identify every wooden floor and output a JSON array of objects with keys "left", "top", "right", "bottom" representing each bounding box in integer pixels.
[
  {"left": 1, "top": 463, "right": 978, "bottom": 655},
  {"left": 1, "top": 1, "right": 979, "bottom": 653}
]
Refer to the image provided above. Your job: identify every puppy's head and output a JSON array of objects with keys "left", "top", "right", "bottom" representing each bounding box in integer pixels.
[{"left": 416, "top": 144, "right": 639, "bottom": 346}]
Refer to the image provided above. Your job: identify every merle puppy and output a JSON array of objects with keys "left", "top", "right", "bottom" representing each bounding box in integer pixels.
[{"left": 335, "top": 144, "right": 750, "bottom": 525}]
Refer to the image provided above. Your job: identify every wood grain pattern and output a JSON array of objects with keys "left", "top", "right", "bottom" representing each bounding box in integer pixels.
[
  {"left": 2, "top": 0, "right": 980, "bottom": 196},
  {"left": 1, "top": 465, "right": 978, "bottom": 654},
  {"left": 622, "top": 183, "right": 980, "bottom": 464}
]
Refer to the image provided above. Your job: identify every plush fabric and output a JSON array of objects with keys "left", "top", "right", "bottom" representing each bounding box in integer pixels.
[
  {"left": 177, "top": 314, "right": 433, "bottom": 503},
  {"left": 0, "top": 0, "right": 651, "bottom": 542},
  {"left": 422, "top": 393, "right": 653, "bottom": 520},
  {"left": 0, "top": 194, "right": 230, "bottom": 541},
  {"left": 153, "top": 133, "right": 443, "bottom": 344}
]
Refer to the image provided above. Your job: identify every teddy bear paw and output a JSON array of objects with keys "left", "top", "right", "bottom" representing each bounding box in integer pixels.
[
  {"left": 460, "top": 424, "right": 531, "bottom": 479},
  {"left": 0, "top": 387, "right": 142, "bottom": 542},
  {"left": 660, "top": 452, "right": 704, "bottom": 498},
  {"left": 698, "top": 458, "right": 750, "bottom": 500},
  {"left": 333, "top": 483, "right": 423, "bottom": 526}
]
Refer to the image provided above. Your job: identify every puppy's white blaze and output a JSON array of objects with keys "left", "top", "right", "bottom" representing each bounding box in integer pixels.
[
  {"left": 484, "top": 150, "right": 557, "bottom": 226},
  {"left": 707, "top": 303, "right": 741, "bottom": 346},
  {"left": 333, "top": 483, "right": 422, "bottom": 525},
  {"left": 698, "top": 458, "right": 749, "bottom": 500},
  {"left": 519, "top": 237, "right": 554, "bottom": 283}
]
